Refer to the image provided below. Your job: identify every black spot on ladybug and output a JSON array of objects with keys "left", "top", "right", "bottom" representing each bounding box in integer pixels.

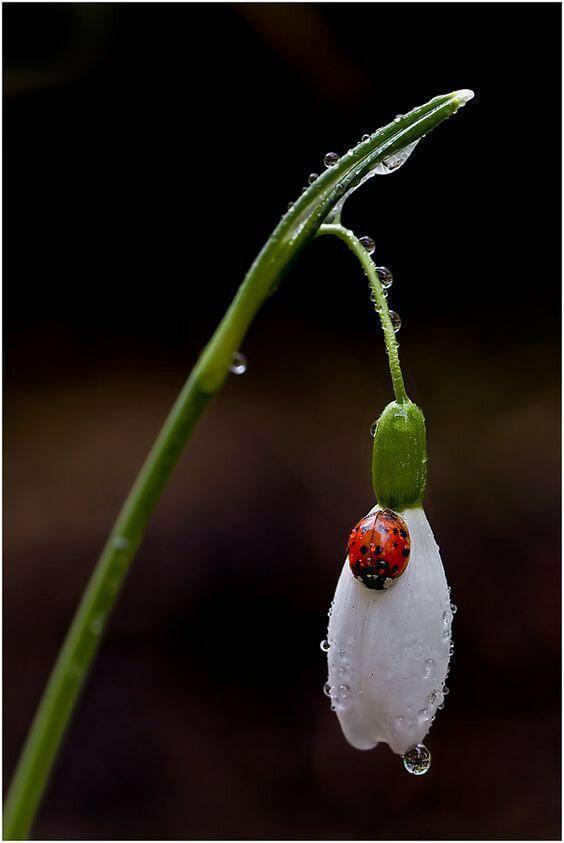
[
  {"left": 393, "top": 542, "right": 397, "bottom": 548},
  {"left": 402, "top": 548, "right": 410, "bottom": 557},
  {"left": 400, "top": 529, "right": 407, "bottom": 538},
  {"left": 393, "top": 528, "right": 398, "bottom": 535},
  {"left": 391, "top": 565, "right": 398, "bottom": 573},
  {"left": 360, "top": 545, "right": 367, "bottom": 554}
]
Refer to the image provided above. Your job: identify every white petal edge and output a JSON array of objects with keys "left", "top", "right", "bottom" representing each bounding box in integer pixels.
[{"left": 326, "top": 507, "right": 452, "bottom": 755}]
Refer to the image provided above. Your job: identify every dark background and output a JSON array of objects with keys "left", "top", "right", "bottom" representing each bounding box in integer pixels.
[{"left": 4, "top": 3, "right": 561, "bottom": 839}]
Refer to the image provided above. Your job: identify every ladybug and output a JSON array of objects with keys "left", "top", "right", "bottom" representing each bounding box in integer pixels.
[{"left": 347, "top": 508, "right": 411, "bottom": 590}]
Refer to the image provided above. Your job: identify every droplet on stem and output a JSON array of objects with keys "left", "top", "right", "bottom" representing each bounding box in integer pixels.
[
  {"left": 361, "top": 133, "right": 370, "bottom": 141},
  {"left": 229, "top": 352, "right": 247, "bottom": 375},
  {"left": 320, "top": 639, "right": 331, "bottom": 652},
  {"left": 359, "top": 235, "right": 375, "bottom": 255},
  {"left": 323, "top": 152, "right": 340, "bottom": 168},
  {"left": 376, "top": 266, "right": 393, "bottom": 289},
  {"left": 308, "top": 173, "right": 319, "bottom": 184},
  {"left": 389, "top": 310, "right": 402, "bottom": 332}
]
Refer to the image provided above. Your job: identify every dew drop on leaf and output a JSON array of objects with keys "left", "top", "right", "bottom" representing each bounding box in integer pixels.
[{"left": 323, "top": 152, "right": 340, "bottom": 168}]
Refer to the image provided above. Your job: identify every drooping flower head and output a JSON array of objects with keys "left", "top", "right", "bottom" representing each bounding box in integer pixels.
[{"left": 324, "top": 398, "right": 454, "bottom": 775}]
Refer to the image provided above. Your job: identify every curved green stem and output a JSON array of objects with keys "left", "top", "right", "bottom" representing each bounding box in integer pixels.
[
  {"left": 4, "top": 89, "right": 472, "bottom": 840},
  {"left": 318, "top": 223, "right": 408, "bottom": 403}
]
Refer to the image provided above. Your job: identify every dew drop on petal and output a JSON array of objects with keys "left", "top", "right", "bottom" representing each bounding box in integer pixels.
[
  {"left": 389, "top": 310, "right": 402, "bottom": 332},
  {"left": 359, "top": 235, "right": 375, "bottom": 255},
  {"left": 403, "top": 744, "right": 431, "bottom": 775},
  {"left": 370, "top": 420, "right": 378, "bottom": 438},
  {"left": 230, "top": 352, "right": 247, "bottom": 375},
  {"left": 320, "top": 639, "right": 331, "bottom": 652},
  {"left": 323, "top": 151, "right": 340, "bottom": 168},
  {"left": 376, "top": 266, "right": 393, "bottom": 289},
  {"left": 308, "top": 173, "right": 319, "bottom": 184},
  {"left": 323, "top": 682, "right": 332, "bottom": 697},
  {"left": 417, "top": 709, "right": 431, "bottom": 725},
  {"left": 451, "top": 603, "right": 458, "bottom": 614}
]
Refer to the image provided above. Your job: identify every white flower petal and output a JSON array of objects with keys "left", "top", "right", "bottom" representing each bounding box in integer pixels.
[{"left": 326, "top": 507, "right": 452, "bottom": 755}]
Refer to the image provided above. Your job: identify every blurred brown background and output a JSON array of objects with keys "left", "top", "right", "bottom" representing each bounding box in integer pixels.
[{"left": 4, "top": 3, "right": 561, "bottom": 839}]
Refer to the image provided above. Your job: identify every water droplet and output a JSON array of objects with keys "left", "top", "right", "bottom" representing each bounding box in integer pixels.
[
  {"left": 376, "top": 266, "right": 393, "bottom": 289},
  {"left": 403, "top": 743, "right": 431, "bottom": 775},
  {"left": 90, "top": 616, "right": 103, "bottom": 636},
  {"left": 230, "top": 352, "right": 247, "bottom": 375},
  {"left": 323, "top": 682, "right": 332, "bottom": 697},
  {"left": 361, "top": 133, "right": 370, "bottom": 141},
  {"left": 287, "top": 201, "right": 294, "bottom": 210},
  {"left": 424, "top": 658, "right": 435, "bottom": 679},
  {"left": 374, "top": 140, "right": 419, "bottom": 175},
  {"left": 320, "top": 639, "right": 331, "bottom": 652},
  {"left": 359, "top": 235, "right": 375, "bottom": 255},
  {"left": 389, "top": 310, "right": 401, "bottom": 332},
  {"left": 394, "top": 114, "right": 403, "bottom": 122},
  {"left": 451, "top": 603, "right": 458, "bottom": 614},
  {"left": 443, "top": 685, "right": 450, "bottom": 695},
  {"left": 323, "top": 151, "right": 340, "bottom": 168},
  {"left": 417, "top": 708, "right": 431, "bottom": 724},
  {"left": 370, "top": 420, "right": 378, "bottom": 438},
  {"left": 113, "top": 536, "right": 129, "bottom": 551},
  {"left": 308, "top": 173, "right": 319, "bottom": 184}
]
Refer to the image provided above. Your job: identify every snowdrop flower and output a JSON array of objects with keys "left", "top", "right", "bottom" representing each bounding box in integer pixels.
[{"left": 324, "top": 399, "right": 453, "bottom": 774}]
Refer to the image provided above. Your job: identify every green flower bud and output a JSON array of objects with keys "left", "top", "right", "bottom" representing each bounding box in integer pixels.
[{"left": 372, "top": 400, "right": 427, "bottom": 511}]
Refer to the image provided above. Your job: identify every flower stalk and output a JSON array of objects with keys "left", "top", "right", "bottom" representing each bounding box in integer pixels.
[{"left": 4, "top": 90, "right": 472, "bottom": 839}]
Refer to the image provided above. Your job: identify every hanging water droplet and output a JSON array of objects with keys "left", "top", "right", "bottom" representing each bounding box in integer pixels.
[
  {"left": 323, "top": 682, "right": 332, "bottom": 697},
  {"left": 361, "top": 133, "right": 370, "bottom": 141},
  {"left": 443, "top": 685, "right": 450, "bottom": 695},
  {"left": 389, "top": 310, "right": 402, "bottom": 332},
  {"left": 451, "top": 603, "right": 458, "bottom": 614},
  {"left": 403, "top": 743, "right": 431, "bottom": 775},
  {"left": 320, "top": 639, "right": 331, "bottom": 652},
  {"left": 370, "top": 420, "right": 378, "bottom": 438},
  {"left": 438, "top": 702, "right": 445, "bottom": 710},
  {"left": 230, "top": 352, "right": 247, "bottom": 375},
  {"left": 359, "top": 235, "right": 375, "bottom": 255},
  {"left": 424, "top": 658, "right": 434, "bottom": 679},
  {"left": 376, "top": 266, "right": 393, "bottom": 289},
  {"left": 308, "top": 173, "right": 319, "bottom": 185},
  {"left": 323, "top": 151, "right": 340, "bottom": 168},
  {"left": 374, "top": 140, "right": 419, "bottom": 175}
]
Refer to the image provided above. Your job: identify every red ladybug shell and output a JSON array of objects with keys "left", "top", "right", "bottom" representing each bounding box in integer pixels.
[{"left": 347, "top": 508, "right": 411, "bottom": 590}]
